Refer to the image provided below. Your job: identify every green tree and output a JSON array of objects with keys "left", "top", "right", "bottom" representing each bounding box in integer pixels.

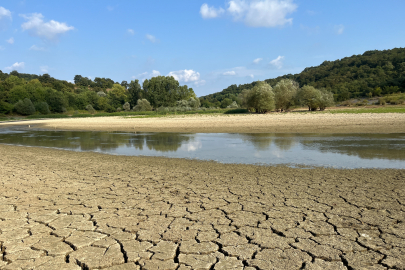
[
  {"left": 273, "top": 79, "right": 299, "bottom": 111},
  {"left": 108, "top": 84, "right": 128, "bottom": 109},
  {"left": 47, "top": 90, "right": 68, "bottom": 112},
  {"left": 143, "top": 76, "right": 179, "bottom": 108},
  {"left": 14, "top": 98, "right": 36, "bottom": 115},
  {"left": 298, "top": 85, "right": 321, "bottom": 111},
  {"left": 240, "top": 81, "right": 275, "bottom": 113},
  {"left": 8, "top": 86, "right": 30, "bottom": 104},
  {"left": 317, "top": 88, "right": 335, "bottom": 110},
  {"left": 128, "top": 79, "right": 143, "bottom": 107},
  {"left": 133, "top": 99, "right": 152, "bottom": 111},
  {"left": 220, "top": 98, "right": 232, "bottom": 108},
  {"left": 34, "top": 102, "right": 51, "bottom": 114}
]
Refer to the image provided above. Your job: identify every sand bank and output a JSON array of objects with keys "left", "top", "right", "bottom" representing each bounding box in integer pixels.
[{"left": 1, "top": 112, "right": 405, "bottom": 133}]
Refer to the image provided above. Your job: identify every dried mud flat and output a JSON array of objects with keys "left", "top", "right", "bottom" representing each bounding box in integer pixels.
[
  {"left": 0, "top": 144, "right": 404, "bottom": 270},
  {"left": 1, "top": 112, "right": 405, "bottom": 133}
]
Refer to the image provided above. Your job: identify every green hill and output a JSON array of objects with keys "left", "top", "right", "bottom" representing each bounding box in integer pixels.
[{"left": 200, "top": 47, "right": 405, "bottom": 108}]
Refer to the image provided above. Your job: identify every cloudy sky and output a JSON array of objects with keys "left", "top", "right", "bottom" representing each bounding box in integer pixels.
[{"left": 1, "top": 0, "right": 404, "bottom": 96}]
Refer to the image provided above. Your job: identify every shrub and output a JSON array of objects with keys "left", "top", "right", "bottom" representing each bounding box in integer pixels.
[
  {"left": 134, "top": 99, "right": 152, "bottom": 111},
  {"left": 34, "top": 102, "right": 51, "bottom": 114},
  {"left": 0, "top": 101, "right": 14, "bottom": 114},
  {"left": 85, "top": 104, "right": 96, "bottom": 114},
  {"left": 297, "top": 85, "right": 321, "bottom": 111},
  {"left": 378, "top": 98, "right": 386, "bottom": 105},
  {"left": 117, "top": 107, "right": 122, "bottom": 112},
  {"left": 97, "top": 91, "right": 107, "bottom": 97},
  {"left": 123, "top": 102, "right": 131, "bottom": 112},
  {"left": 226, "top": 101, "right": 239, "bottom": 109},
  {"left": 14, "top": 98, "right": 36, "bottom": 115}
]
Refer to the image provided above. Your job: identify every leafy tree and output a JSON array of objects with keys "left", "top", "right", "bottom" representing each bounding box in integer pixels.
[
  {"left": 133, "top": 99, "right": 152, "bottom": 111},
  {"left": 14, "top": 98, "right": 36, "bottom": 115},
  {"left": 34, "top": 102, "right": 51, "bottom": 114},
  {"left": 317, "top": 88, "right": 335, "bottom": 110},
  {"left": 8, "top": 86, "right": 30, "bottom": 104},
  {"left": 297, "top": 85, "right": 321, "bottom": 111},
  {"left": 121, "top": 80, "right": 129, "bottom": 89},
  {"left": 143, "top": 76, "right": 179, "bottom": 108},
  {"left": 0, "top": 101, "right": 13, "bottom": 114},
  {"left": 108, "top": 84, "right": 128, "bottom": 109},
  {"left": 177, "top": 85, "right": 197, "bottom": 101},
  {"left": 221, "top": 98, "right": 232, "bottom": 108},
  {"left": 128, "top": 79, "right": 142, "bottom": 107},
  {"left": 273, "top": 79, "right": 299, "bottom": 111},
  {"left": 85, "top": 104, "right": 96, "bottom": 114},
  {"left": 240, "top": 81, "right": 275, "bottom": 113},
  {"left": 47, "top": 90, "right": 67, "bottom": 112},
  {"left": 227, "top": 101, "right": 239, "bottom": 108}
]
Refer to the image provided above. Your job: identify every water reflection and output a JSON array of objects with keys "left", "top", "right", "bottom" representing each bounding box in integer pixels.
[{"left": 0, "top": 127, "right": 404, "bottom": 168}]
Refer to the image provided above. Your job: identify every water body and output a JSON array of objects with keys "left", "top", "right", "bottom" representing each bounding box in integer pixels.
[{"left": 0, "top": 127, "right": 404, "bottom": 169}]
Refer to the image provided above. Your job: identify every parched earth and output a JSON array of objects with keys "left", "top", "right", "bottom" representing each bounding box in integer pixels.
[{"left": 0, "top": 144, "right": 404, "bottom": 269}]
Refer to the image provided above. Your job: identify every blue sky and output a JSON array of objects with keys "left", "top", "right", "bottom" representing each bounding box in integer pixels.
[{"left": 1, "top": 0, "right": 404, "bottom": 97}]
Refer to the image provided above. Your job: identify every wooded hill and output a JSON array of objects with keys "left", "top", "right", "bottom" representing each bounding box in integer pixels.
[{"left": 200, "top": 47, "right": 405, "bottom": 108}]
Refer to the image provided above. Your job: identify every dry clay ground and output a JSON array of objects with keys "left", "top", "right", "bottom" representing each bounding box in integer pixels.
[{"left": 0, "top": 144, "right": 404, "bottom": 270}]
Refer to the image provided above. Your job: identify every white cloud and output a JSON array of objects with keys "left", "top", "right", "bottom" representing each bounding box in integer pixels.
[
  {"left": 0, "top": 6, "right": 12, "bottom": 30},
  {"left": 146, "top": 34, "right": 158, "bottom": 43},
  {"left": 5, "top": 62, "right": 25, "bottom": 71},
  {"left": 270, "top": 55, "right": 284, "bottom": 69},
  {"left": 232, "top": 0, "right": 297, "bottom": 27},
  {"left": 249, "top": 74, "right": 254, "bottom": 78},
  {"left": 223, "top": 71, "right": 236, "bottom": 76},
  {"left": 181, "top": 140, "right": 202, "bottom": 152},
  {"left": 29, "top": 44, "right": 46, "bottom": 51},
  {"left": 21, "top": 13, "right": 74, "bottom": 41},
  {"left": 253, "top": 58, "right": 262, "bottom": 64},
  {"left": 40, "top": 65, "right": 48, "bottom": 73},
  {"left": 194, "top": 80, "right": 206, "bottom": 87},
  {"left": 6, "top": 37, "right": 14, "bottom": 44},
  {"left": 202, "top": 0, "right": 297, "bottom": 27},
  {"left": 132, "top": 70, "right": 161, "bottom": 81},
  {"left": 167, "top": 69, "right": 200, "bottom": 82},
  {"left": 334, "top": 24, "right": 344, "bottom": 35},
  {"left": 200, "top": 3, "right": 224, "bottom": 19},
  {"left": 127, "top": 29, "right": 134, "bottom": 35}
]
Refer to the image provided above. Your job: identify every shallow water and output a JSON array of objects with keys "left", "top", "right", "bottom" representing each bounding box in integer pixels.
[{"left": 0, "top": 127, "right": 404, "bottom": 169}]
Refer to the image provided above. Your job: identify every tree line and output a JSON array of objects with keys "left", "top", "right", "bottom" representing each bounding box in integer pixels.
[
  {"left": 0, "top": 71, "right": 198, "bottom": 115},
  {"left": 200, "top": 47, "right": 405, "bottom": 107}
]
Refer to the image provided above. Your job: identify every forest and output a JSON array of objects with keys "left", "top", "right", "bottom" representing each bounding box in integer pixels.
[
  {"left": 200, "top": 47, "right": 405, "bottom": 108},
  {"left": 1, "top": 47, "right": 404, "bottom": 116},
  {"left": 0, "top": 71, "right": 197, "bottom": 115}
]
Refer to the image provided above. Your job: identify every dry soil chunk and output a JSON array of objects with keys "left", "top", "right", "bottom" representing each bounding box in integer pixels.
[
  {"left": 214, "top": 257, "right": 244, "bottom": 270},
  {"left": 248, "top": 248, "right": 312, "bottom": 270},
  {"left": 217, "top": 232, "right": 248, "bottom": 246},
  {"left": 139, "top": 259, "right": 178, "bottom": 270},
  {"left": 178, "top": 253, "right": 217, "bottom": 270},
  {"left": 304, "top": 259, "right": 348, "bottom": 270},
  {"left": 121, "top": 240, "right": 154, "bottom": 262},
  {"left": 149, "top": 241, "right": 178, "bottom": 261},
  {"left": 180, "top": 240, "right": 218, "bottom": 254},
  {"left": 69, "top": 244, "right": 124, "bottom": 269},
  {"left": 222, "top": 244, "right": 260, "bottom": 260}
]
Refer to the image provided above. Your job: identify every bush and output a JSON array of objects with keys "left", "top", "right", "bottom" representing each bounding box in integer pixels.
[
  {"left": 134, "top": 99, "right": 152, "bottom": 111},
  {"left": 239, "top": 81, "right": 275, "bottom": 113},
  {"left": 123, "top": 102, "right": 131, "bottom": 112},
  {"left": 0, "top": 101, "right": 14, "bottom": 114},
  {"left": 85, "top": 104, "right": 96, "bottom": 114},
  {"left": 34, "top": 102, "right": 51, "bottom": 114},
  {"left": 226, "top": 101, "right": 239, "bottom": 109},
  {"left": 378, "top": 98, "right": 386, "bottom": 105},
  {"left": 117, "top": 107, "right": 122, "bottom": 112},
  {"left": 97, "top": 91, "right": 107, "bottom": 97},
  {"left": 273, "top": 79, "right": 299, "bottom": 111},
  {"left": 14, "top": 98, "right": 36, "bottom": 115},
  {"left": 318, "top": 89, "right": 335, "bottom": 110}
]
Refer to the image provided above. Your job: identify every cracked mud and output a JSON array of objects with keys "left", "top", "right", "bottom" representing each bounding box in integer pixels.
[{"left": 0, "top": 144, "right": 404, "bottom": 269}]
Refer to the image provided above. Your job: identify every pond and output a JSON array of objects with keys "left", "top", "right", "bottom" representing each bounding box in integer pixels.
[{"left": 0, "top": 126, "right": 404, "bottom": 169}]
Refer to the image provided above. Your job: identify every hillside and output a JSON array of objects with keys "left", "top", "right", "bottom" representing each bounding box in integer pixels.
[{"left": 200, "top": 47, "right": 405, "bottom": 107}]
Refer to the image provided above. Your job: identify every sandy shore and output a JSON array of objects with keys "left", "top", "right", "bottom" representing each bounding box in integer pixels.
[
  {"left": 0, "top": 144, "right": 404, "bottom": 269},
  {"left": 1, "top": 112, "right": 405, "bottom": 133}
]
